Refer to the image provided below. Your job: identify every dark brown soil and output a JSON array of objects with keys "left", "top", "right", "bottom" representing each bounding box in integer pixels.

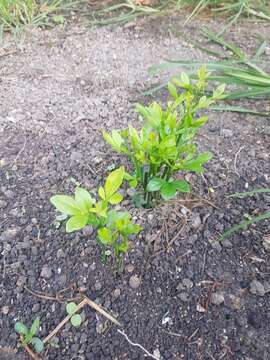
[{"left": 0, "top": 12, "right": 270, "bottom": 360}]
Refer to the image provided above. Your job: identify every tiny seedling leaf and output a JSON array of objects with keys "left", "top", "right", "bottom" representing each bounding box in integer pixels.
[
  {"left": 31, "top": 337, "right": 44, "bottom": 353},
  {"left": 66, "top": 302, "right": 78, "bottom": 315},
  {"left": 15, "top": 322, "right": 28, "bottom": 335},
  {"left": 70, "top": 314, "right": 82, "bottom": 327},
  {"left": 29, "top": 318, "right": 40, "bottom": 338}
]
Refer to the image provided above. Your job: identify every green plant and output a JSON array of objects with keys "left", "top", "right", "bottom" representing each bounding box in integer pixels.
[
  {"left": 104, "top": 67, "right": 224, "bottom": 208},
  {"left": 15, "top": 317, "right": 44, "bottom": 353},
  {"left": 66, "top": 302, "right": 82, "bottom": 327},
  {"left": 50, "top": 167, "right": 142, "bottom": 268},
  {"left": 0, "top": 0, "right": 76, "bottom": 33},
  {"left": 148, "top": 31, "right": 270, "bottom": 117}
]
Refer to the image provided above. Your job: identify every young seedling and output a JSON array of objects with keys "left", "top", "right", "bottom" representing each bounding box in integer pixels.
[
  {"left": 66, "top": 302, "right": 82, "bottom": 327},
  {"left": 15, "top": 317, "right": 44, "bottom": 354},
  {"left": 103, "top": 67, "right": 225, "bottom": 208},
  {"left": 50, "top": 166, "right": 142, "bottom": 269},
  {"left": 97, "top": 210, "right": 142, "bottom": 271}
]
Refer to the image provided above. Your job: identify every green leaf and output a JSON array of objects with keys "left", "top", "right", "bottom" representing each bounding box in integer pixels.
[
  {"left": 50, "top": 195, "right": 81, "bottom": 216},
  {"left": 173, "top": 180, "right": 190, "bottom": 193},
  {"left": 112, "top": 130, "right": 124, "bottom": 148},
  {"left": 104, "top": 166, "right": 125, "bottom": 199},
  {"left": 29, "top": 318, "right": 40, "bottom": 337},
  {"left": 181, "top": 72, "right": 190, "bottom": 84},
  {"left": 66, "top": 214, "right": 88, "bottom": 233},
  {"left": 98, "top": 227, "right": 112, "bottom": 245},
  {"left": 160, "top": 182, "right": 178, "bottom": 200},
  {"left": 75, "top": 188, "right": 94, "bottom": 213},
  {"left": 168, "top": 82, "right": 178, "bottom": 99},
  {"left": 66, "top": 302, "right": 78, "bottom": 315},
  {"left": 118, "top": 241, "right": 128, "bottom": 254},
  {"left": 183, "top": 152, "right": 213, "bottom": 173},
  {"left": 15, "top": 322, "right": 28, "bottom": 335},
  {"left": 31, "top": 337, "right": 44, "bottom": 353},
  {"left": 147, "top": 177, "right": 165, "bottom": 192},
  {"left": 109, "top": 192, "right": 123, "bottom": 205},
  {"left": 98, "top": 186, "right": 106, "bottom": 200},
  {"left": 70, "top": 314, "right": 82, "bottom": 327}
]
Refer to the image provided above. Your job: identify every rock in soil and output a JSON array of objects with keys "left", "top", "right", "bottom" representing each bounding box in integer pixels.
[
  {"left": 250, "top": 280, "right": 266, "bottom": 296},
  {"left": 129, "top": 275, "right": 141, "bottom": 289}
]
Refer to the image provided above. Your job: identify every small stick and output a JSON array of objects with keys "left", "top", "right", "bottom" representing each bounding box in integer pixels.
[
  {"left": 43, "top": 296, "right": 121, "bottom": 344},
  {"left": 117, "top": 329, "right": 160, "bottom": 360},
  {"left": 234, "top": 146, "right": 244, "bottom": 177}
]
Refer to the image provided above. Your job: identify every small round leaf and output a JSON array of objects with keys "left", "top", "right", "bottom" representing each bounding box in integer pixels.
[
  {"left": 31, "top": 337, "right": 44, "bottom": 353},
  {"left": 66, "top": 302, "right": 78, "bottom": 315},
  {"left": 70, "top": 314, "right": 82, "bottom": 327}
]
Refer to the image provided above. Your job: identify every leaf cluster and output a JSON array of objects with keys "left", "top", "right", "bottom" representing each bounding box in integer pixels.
[{"left": 15, "top": 318, "right": 44, "bottom": 353}]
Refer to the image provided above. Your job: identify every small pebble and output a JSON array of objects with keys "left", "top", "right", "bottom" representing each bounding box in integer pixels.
[
  {"left": 211, "top": 292, "right": 225, "bottom": 305},
  {"left": 2, "top": 306, "right": 9, "bottom": 315},
  {"left": 129, "top": 275, "right": 141, "bottom": 289},
  {"left": 250, "top": 280, "right": 265, "bottom": 296},
  {"left": 126, "top": 264, "right": 134, "bottom": 273},
  {"left": 112, "top": 288, "right": 121, "bottom": 298},
  {"left": 40, "top": 265, "right": 52, "bottom": 279}
]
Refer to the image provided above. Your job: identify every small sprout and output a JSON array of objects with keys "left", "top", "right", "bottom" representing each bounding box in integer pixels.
[
  {"left": 66, "top": 302, "right": 82, "bottom": 327},
  {"left": 14, "top": 318, "right": 44, "bottom": 354}
]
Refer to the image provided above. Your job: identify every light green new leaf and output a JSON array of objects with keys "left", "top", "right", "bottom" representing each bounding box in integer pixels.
[
  {"left": 71, "top": 314, "right": 82, "bottom": 327},
  {"left": 109, "top": 192, "right": 123, "bottom": 205},
  {"left": 75, "top": 188, "right": 94, "bottom": 213},
  {"left": 50, "top": 195, "right": 81, "bottom": 216},
  {"left": 66, "top": 302, "right": 78, "bottom": 315},
  {"left": 147, "top": 177, "right": 165, "bottom": 192},
  {"left": 29, "top": 318, "right": 40, "bottom": 337},
  {"left": 98, "top": 186, "right": 106, "bottom": 200},
  {"left": 98, "top": 227, "right": 112, "bottom": 245},
  {"left": 168, "top": 82, "right": 178, "bottom": 99},
  {"left": 105, "top": 166, "right": 125, "bottom": 199},
  {"left": 66, "top": 214, "right": 88, "bottom": 233},
  {"left": 183, "top": 152, "right": 213, "bottom": 172},
  {"left": 15, "top": 322, "right": 28, "bottom": 336}
]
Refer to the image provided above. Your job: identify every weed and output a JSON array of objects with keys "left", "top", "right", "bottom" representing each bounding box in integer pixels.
[
  {"left": 104, "top": 67, "right": 225, "bottom": 208},
  {"left": 15, "top": 317, "right": 44, "bottom": 353},
  {"left": 50, "top": 167, "right": 142, "bottom": 269},
  {"left": 66, "top": 302, "right": 82, "bottom": 327},
  {"left": 0, "top": 0, "right": 77, "bottom": 33},
  {"left": 220, "top": 188, "right": 270, "bottom": 240}
]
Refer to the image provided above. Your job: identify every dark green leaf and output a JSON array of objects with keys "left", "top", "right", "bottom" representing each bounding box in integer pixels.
[
  {"left": 160, "top": 182, "right": 178, "bottom": 200},
  {"left": 146, "top": 177, "right": 165, "bottom": 192},
  {"left": 173, "top": 180, "right": 190, "bottom": 193}
]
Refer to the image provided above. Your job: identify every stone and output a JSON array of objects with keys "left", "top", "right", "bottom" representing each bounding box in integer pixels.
[
  {"left": 2, "top": 306, "right": 9, "bottom": 315},
  {"left": 250, "top": 280, "right": 265, "bottom": 296},
  {"left": 57, "top": 249, "right": 66, "bottom": 259},
  {"left": 40, "top": 265, "right": 53, "bottom": 279},
  {"left": 210, "top": 240, "right": 222, "bottom": 252},
  {"left": 220, "top": 128, "right": 233, "bottom": 138},
  {"left": 129, "top": 275, "right": 141, "bottom": 289},
  {"left": 112, "top": 288, "right": 121, "bottom": 298},
  {"left": 94, "top": 281, "right": 102, "bottom": 291},
  {"left": 179, "top": 292, "right": 189, "bottom": 302},
  {"left": 0, "top": 228, "right": 19, "bottom": 242},
  {"left": 211, "top": 292, "right": 225, "bottom": 305},
  {"left": 190, "top": 214, "right": 201, "bottom": 230},
  {"left": 126, "top": 264, "right": 134, "bottom": 273},
  {"left": 32, "top": 303, "right": 40, "bottom": 313},
  {"left": 222, "top": 239, "right": 233, "bottom": 248},
  {"left": 182, "top": 278, "right": 193, "bottom": 289},
  {"left": 262, "top": 235, "right": 270, "bottom": 251},
  {"left": 82, "top": 225, "right": 93, "bottom": 237}
]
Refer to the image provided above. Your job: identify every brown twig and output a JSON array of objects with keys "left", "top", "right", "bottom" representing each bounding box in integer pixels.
[{"left": 23, "top": 285, "right": 82, "bottom": 303}]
